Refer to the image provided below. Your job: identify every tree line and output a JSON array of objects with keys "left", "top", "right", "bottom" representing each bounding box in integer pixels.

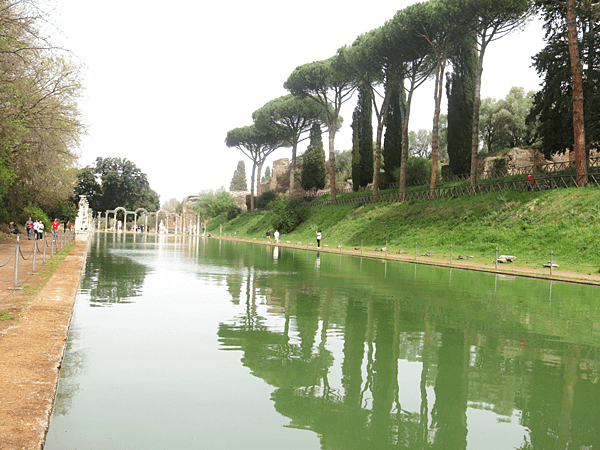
[
  {"left": 226, "top": 0, "right": 598, "bottom": 209},
  {"left": 0, "top": 0, "right": 85, "bottom": 226}
]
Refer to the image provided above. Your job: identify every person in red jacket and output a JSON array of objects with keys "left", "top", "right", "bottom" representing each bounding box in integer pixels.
[{"left": 51, "top": 218, "right": 60, "bottom": 242}]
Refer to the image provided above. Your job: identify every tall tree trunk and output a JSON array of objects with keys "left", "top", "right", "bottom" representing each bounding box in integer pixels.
[
  {"left": 470, "top": 47, "right": 486, "bottom": 193},
  {"left": 256, "top": 160, "right": 264, "bottom": 197},
  {"left": 430, "top": 58, "right": 447, "bottom": 196},
  {"left": 289, "top": 140, "right": 298, "bottom": 194},
  {"left": 399, "top": 86, "right": 413, "bottom": 200},
  {"left": 328, "top": 129, "right": 337, "bottom": 203},
  {"left": 372, "top": 87, "right": 390, "bottom": 197},
  {"left": 567, "top": 0, "right": 588, "bottom": 186},
  {"left": 250, "top": 162, "right": 256, "bottom": 210}
]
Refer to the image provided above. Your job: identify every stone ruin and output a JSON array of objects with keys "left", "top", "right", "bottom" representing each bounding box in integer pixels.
[{"left": 74, "top": 195, "right": 92, "bottom": 233}]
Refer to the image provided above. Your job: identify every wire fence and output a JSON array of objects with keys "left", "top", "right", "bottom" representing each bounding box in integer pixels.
[
  {"left": 303, "top": 157, "right": 600, "bottom": 199},
  {"left": 4, "top": 231, "right": 76, "bottom": 290},
  {"left": 309, "top": 172, "right": 600, "bottom": 207}
]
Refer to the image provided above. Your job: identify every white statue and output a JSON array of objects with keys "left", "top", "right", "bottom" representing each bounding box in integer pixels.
[
  {"left": 117, "top": 220, "right": 122, "bottom": 232},
  {"left": 74, "top": 195, "right": 91, "bottom": 232},
  {"left": 159, "top": 220, "right": 166, "bottom": 234}
]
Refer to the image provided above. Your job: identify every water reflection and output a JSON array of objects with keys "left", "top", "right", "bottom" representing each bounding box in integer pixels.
[
  {"left": 47, "top": 236, "right": 600, "bottom": 450},
  {"left": 214, "top": 241, "right": 600, "bottom": 450}
]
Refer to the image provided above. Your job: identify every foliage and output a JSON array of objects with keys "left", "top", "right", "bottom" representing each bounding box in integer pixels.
[
  {"left": 284, "top": 52, "right": 355, "bottom": 201},
  {"left": 335, "top": 150, "right": 353, "bottom": 183},
  {"left": 479, "top": 87, "right": 538, "bottom": 152},
  {"left": 46, "top": 201, "right": 77, "bottom": 224},
  {"left": 229, "top": 160, "right": 248, "bottom": 191},
  {"left": 252, "top": 94, "right": 326, "bottom": 191},
  {"left": 446, "top": 31, "right": 477, "bottom": 176},
  {"left": 530, "top": 2, "right": 600, "bottom": 159},
  {"left": 225, "top": 124, "right": 285, "bottom": 209},
  {"left": 254, "top": 190, "right": 277, "bottom": 209},
  {"left": 409, "top": 129, "right": 432, "bottom": 158},
  {"left": 193, "top": 188, "right": 237, "bottom": 220},
  {"left": 382, "top": 80, "right": 403, "bottom": 186},
  {"left": 0, "top": 2, "right": 84, "bottom": 221},
  {"left": 300, "top": 123, "right": 327, "bottom": 191},
  {"left": 351, "top": 83, "right": 374, "bottom": 190},
  {"left": 270, "top": 195, "right": 309, "bottom": 233},
  {"left": 23, "top": 205, "right": 50, "bottom": 230},
  {"left": 74, "top": 157, "right": 160, "bottom": 213},
  {"left": 261, "top": 166, "right": 271, "bottom": 185},
  {"left": 394, "top": 157, "right": 432, "bottom": 187},
  {"left": 161, "top": 198, "right": 182, "bottom": 214}
]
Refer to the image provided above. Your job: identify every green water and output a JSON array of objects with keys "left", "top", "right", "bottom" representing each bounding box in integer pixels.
[{"left": 44, "top": 233, "right": 600, "bottom": 450}]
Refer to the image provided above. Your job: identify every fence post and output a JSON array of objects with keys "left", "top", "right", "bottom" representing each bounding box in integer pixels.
[
  {"left": 31, "top": 238, "right": 38, "bottom": 275},
  {"left": 8, "top": 236, "right": 22, "bottom": 290},
  {"left": 340, "top": 239, "right": 342, "bottom": 253},
  {"left": 495, "top": 247, "right": 498, "bottom": 270},
  {"left": 415, "top": 243, "right": 418, "bottom": 261},
  {"left": 450, "top": 244, "right": 453, "bottom": 264},
  {"left": 51, "top": 235, "right": 54, "bottom": 258},
  {"left": 385, "top": 241, "right": 388, "bottom": 257},
  {"left": 361, "top": 239, "right": 363, "bottom": 255},
  {"left": 43, "top": 232, "right": 47, "bottom": 264},
  {"left": 550, "top": 250, "right": 554, "bottom": 276}
]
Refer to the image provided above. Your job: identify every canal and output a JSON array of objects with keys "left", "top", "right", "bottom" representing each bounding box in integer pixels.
[{"left": 44, "top": 233, "right": 600, "bottom": 450}]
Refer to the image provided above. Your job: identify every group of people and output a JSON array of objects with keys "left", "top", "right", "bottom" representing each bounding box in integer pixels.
[
  {"left": 25, "top": 217, "right": 72, "bottom": 241},
  {"left": 265, "top": 229, "right": 280, "bottom": 243},
  {"left": 265, "top": 229, "right": 323, "bottom": 248}
]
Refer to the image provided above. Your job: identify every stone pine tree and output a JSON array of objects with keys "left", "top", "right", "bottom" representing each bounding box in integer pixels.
[
  {"left": 229, "top": 160, "right": 247, "bottom": 191},
  {"left": 446, "top": 32, "right": 477, "bottom": 177},
  {"left": 300, "top": 123, "right": 327, "bottom": 191},
  {"left": 351, "top": 84, "right": 374, "bottom": 191},
  {"left": 382, "top": 79, "right": 403, "bottom": 187}
]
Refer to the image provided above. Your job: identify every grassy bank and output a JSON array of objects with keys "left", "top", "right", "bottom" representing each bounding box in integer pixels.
[{"left": 207, "top": 187, "right": 600, "bottom": 275}]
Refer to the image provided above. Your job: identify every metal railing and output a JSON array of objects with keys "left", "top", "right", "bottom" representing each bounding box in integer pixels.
[{"left": 4, "top": 231, "right": 76, "bottom": 290}]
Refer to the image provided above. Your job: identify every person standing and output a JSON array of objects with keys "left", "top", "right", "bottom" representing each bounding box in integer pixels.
[
  {"left": 51, "top": 218, "right": 60, "bottom": 241},
  {"left": 25, "top": 217, "right": 33, "bottom": 239},
  {"left": 316, "top": 230, "right": 322, "bottom": 248},
  {"left": 266, "top": 229, "right": 271, "bottom": 243},
  {"left": 274, "top": 229, "right": 280, "bottom": 244}
]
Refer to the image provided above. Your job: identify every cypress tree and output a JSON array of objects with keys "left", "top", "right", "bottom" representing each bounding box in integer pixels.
[
  {"left": 446, "top": 33, "right": 477, "bottom": 177},
  {"left": 229, "top": 160, "right": 247, "bottom": 191},
  {"left": 382, "top": 80, "right": 403, "bottom": 187},
  {"left": 351, "top": 84, "right": 373, "bottom": 191},
  {"left": 300, "top": 123, "right": 327, "bottom": 191}
]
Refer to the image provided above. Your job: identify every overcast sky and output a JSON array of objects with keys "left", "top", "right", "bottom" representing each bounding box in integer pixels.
[{"left": 51, "top": 0, "right": 545, "bottom": 203}]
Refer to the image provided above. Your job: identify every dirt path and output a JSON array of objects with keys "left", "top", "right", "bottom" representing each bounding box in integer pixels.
[{"left": 0, "top": 233, "right": 88, "bottom": 450}]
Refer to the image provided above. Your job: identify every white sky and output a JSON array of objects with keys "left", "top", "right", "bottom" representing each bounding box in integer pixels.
[{"left": 50, "top": 0, "right": 545, "bottom": 204}]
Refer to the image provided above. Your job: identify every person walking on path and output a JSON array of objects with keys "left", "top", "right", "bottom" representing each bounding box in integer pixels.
[
  {"left": 274, "top": 230, "right": 279, "bottom": 244},
  {"left": 25, "top": 217, "right": 33, "bottom": 239},
  {"left": 51, "top": 218, "right": 60, "bottom": 242},
  {"left": 36, "top": 220, "right": 45, "bottom": 240},
  {"left": 316, "top": 230, "right": 322, "bottom": 248},
  {"left": 266, "top": 229, "right": 271, "bottom": 243}
]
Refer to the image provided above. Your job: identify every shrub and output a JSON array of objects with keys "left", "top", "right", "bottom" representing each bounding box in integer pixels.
[
  {"left": 270, "top": 195, "right": 309, "bottom": 233},
  {"left": 255, "top": 190, "right": 277, "bottom": 209}
]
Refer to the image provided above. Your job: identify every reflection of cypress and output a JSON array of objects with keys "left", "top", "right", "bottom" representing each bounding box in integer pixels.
[
  {"left": 370, "top": 301, "right": 399, "bottom": 448},
  {"left": 431, "top": 327, "right": 468, "bottom": 450},
  {"left": 342, "top": 298, "right": 367, "bottom": 408},
  {"left": 296, "top": 292, "right": 321, "bottom": 360}
]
